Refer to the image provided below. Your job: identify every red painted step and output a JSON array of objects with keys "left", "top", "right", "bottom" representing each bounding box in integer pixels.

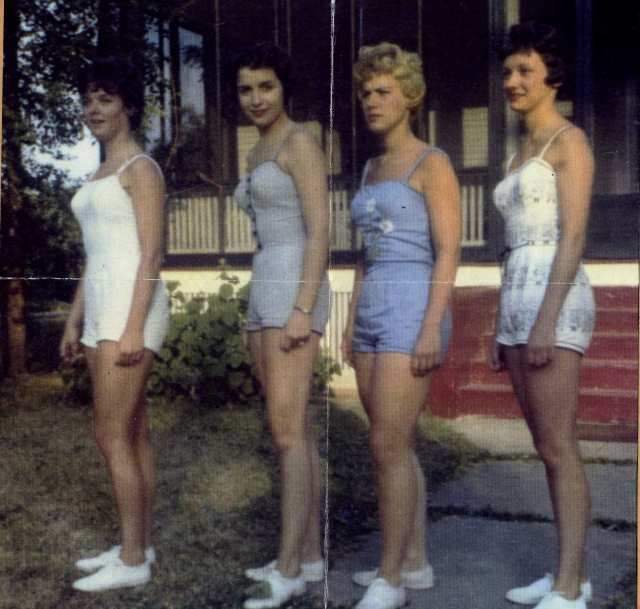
[
  {"left": 456, "top": 383, "right": 638, "bottom": 423},
  {"left": 466, "top": 358, "right": 638, "bottom": 391},
  {"left": 587, "top": 332, "right": 638, "bottom": 360}
]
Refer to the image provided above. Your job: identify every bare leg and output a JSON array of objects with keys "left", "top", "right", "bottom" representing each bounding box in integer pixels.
[
  {"left": 132, "top": 397, "right": 156, "bottom": 549},
  {"left": 86, "top": 341, "right": 154, "bottom": 566},
  {"left": 354, "top": 351, "right": 432, "bottom": 587},
  {"left": 504, "top": 346, "right": 590, "bottom": 600},
  {"left": 248, "top": 329, "right": 323, "bottom": 577}
]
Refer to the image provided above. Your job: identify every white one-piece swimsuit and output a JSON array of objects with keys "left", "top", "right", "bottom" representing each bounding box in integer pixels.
[
  {"left": 70, "top": 155, "right": 170, "bottom": 353},
  {"left": 493, "top": 126, "right": 595, "bottom": 355}
]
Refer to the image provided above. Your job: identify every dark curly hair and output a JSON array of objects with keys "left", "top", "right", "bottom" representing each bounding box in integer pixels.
[
  {"left": 503, "top": 22, "right": 570, "bottom": 88},
  {"left": 228, "top": 42, "right": 297, "bottom": 103},
  {"left": 78, "top": 56, "right": 145, "bottom": 130}
]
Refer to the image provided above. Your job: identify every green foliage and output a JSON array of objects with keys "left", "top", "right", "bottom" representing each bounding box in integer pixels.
[
  {"left": 148, "top": 274, "right": 262, "bottom": 408},
  {"left": 59, "top": 273, "right": 341, "bottom": 407},
  {"left": 313, "top": 347, "right": 342, "bottom": 394}
]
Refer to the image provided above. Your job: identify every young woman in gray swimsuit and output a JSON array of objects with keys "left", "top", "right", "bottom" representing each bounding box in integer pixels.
[
  {"left": 489, "top": 23, "right": 596, "bottom": 609},
  {"left": 231, "top": 43, "right": 330, "bottom": 609}
]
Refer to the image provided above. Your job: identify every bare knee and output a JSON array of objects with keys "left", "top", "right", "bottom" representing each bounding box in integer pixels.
[
  {"left": 534, "top": 435, "right": 581, "bottom": 471},
  {"left": 369, "top": 426, "right": 411, "bottom": 470},
  {"left": 94, "top": 424, "right": 134, "bottom": 463}
]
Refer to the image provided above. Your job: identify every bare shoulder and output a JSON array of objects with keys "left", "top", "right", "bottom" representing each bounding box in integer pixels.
[
  {"left": 121, "top": 155, "right": 165, "bottom": 200},
  {"left": 281, "top": 127, "right": 325, "bottom": 174},
  {"left": 286, "top": 127, "right": 323, "bottom": 156},
  {"left": 126, "top": 155, "right": 165, "bottom": 181},
  {"left": 416, "top": 147, "right": 456, "bottom": 183},
  {"left": 553, "top": 125, "right": 593, "bottom": 164}
]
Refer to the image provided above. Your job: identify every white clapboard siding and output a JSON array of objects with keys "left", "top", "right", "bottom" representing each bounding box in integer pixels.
[
  {"left": 331, "top": 189, "right": 352, "bottom": 251},
  {"left": 319, "top": 290, "right": 351, "bottom": 367},
  {"left": 461, "top": 182, "right": 485, "bottom": 246},
  {"left": 224, "top": 196, "right": 255, "bottom": 252},
  {"left": 167, "top": 196, "right": 220, "bottom": 254}
]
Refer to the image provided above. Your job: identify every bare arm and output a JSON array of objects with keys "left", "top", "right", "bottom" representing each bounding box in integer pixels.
[
  {"left": 280, "top": 130, "right": 331, "bottom": 352},
  {"left": 60, "top": 268, "right": 86, "bottom": 365},
  {"left": 412, "top": 151, "right": 462, "bottom": 376},
  {"left": 117, "top": 157, "right": 166, "bottom": 366},
  {"left": 527, "top": 127, "right": 594, "bottom": 367}
]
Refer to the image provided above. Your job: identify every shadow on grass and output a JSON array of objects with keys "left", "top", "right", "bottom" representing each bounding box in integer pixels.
[{"left": 0, "top": 375, "right": 482, "bottom": 609}]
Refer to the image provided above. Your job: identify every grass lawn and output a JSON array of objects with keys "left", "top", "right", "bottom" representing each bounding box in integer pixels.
[{"left": 0, "top": 373, "right": 485, "bottom": 609}]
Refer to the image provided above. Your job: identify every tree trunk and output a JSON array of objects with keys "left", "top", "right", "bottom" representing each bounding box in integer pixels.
[
  {"left": 6, "top": 280, "right": 27, "bottom": 376},
  {"left": 1, "top": 0, "right": 28, "bottom": 377}
]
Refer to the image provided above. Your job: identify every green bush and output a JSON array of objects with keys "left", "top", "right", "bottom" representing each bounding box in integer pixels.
[
  {"left": 61, "top": 271, "right": 341, "bottom": 406},
  {"left": 148, "top": 273, "right": 262, "bottom": 408}
]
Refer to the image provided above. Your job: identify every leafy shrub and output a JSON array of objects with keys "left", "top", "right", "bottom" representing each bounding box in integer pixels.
[
  {"left": 148, "top": 273, "right": 262, "bottom": 408},
  {"left": 313, "top": 347, "right": 342, "bottom": 394},
  {"left": 60, "top": 271, "right": 341, "bottom": 406}
]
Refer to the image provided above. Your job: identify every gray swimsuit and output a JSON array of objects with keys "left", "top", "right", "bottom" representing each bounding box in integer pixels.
[{"left": 234, "top": 134, "right": 331, "bottom": 334}]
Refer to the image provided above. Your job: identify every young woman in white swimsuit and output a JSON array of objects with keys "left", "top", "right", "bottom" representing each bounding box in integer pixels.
[
  {"left": 60, "top": 57, "right": 169, "bottom": 592},
  {"left": 489, "top": 23, "right": 596, "bottom": 609},
  {"left": 231, "top": 43, "right": 330, "bottom": 609}
]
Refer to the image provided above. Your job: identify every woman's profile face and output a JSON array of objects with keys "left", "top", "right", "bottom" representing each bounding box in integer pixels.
[
  {"left": 82, "top": 84, "right": 132, "bottom": 140},
  {"left": 359, "top": 73, "right": 412, "bottom": 135},
  {"left": 237, "top": 67, "right": 286, "bottom": 129},
  {"left": 502, "top": 50, "right": 557, "bottom": 114}
]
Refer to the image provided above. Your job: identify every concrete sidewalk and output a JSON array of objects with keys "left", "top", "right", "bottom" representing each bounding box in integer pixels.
[{"left": 314, "top": 411, "right": 637, "bottom": 608}]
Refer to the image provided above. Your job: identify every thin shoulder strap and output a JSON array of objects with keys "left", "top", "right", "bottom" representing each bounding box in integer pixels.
[
  {"left": 403, "top": 147, "right": 439, "bottom": 182},
  {"left": 271, "top": 127, "right": 305, "bottom": 161},
  {"left": 360, "top": 158, "right": 373, "bottom": 188},
  {"left": 505, "top": 153, "right": 517, "bottom": 173},
  {"left": 539, "top": 125, "right": 572, "bottom": 160},
  {"left": 116, "top": 154, "right": 163, "bottom": 177}
]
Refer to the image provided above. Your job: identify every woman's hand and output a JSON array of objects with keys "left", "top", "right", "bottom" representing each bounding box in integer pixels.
[
  {"left": 487, "top": 337, "right": 506, "bottom": 372},
  {"left": 525, "top": 321, "right": 555, "bottom": 367},
  {"left": 341, "top": 323, "right": 355, "bottom": 368},
  {"left": 60, "top": 324, "right": 83, "bottom": 366},
  {"left": 411, "top": 324, "right": 441, "bottom": 377},
  {"left": 281, "top": 309, "right": 312, "bottom": 352},
  {"left": 116, "top": 329, "right": 146, "bottom": 366}
]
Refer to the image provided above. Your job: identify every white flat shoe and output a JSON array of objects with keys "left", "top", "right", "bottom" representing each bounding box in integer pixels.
[
  {"left": 73, "top": 558, "right": 151, "bottom": 592},
  {"left": 507, "top": 574, "right": 592, "bottom": 604},
  {"left": 243, "top": 569, "right": 305, "bottom": 609},
  {"left": 353, "top": 564, "right": 434, "bottom": 589},
  {"left": 245, "top": 559, "right": 324, "bottom": 582},
  {"left": 533, "top": 592, "right": 587, "bottom": 609},
  {"left": 76, "top": 545, "right": 156, "bottom": 572},
  {"left": 355, "top": 578, "right": 406, "bottom": 609}
]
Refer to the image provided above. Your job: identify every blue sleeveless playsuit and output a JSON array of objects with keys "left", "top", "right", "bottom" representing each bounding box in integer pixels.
[
  {"left": 234, "top": 131, "right": 331, "bottom": 334},
  {"left": 71, "top": 155, "right": 170, "bottom": 353},
  {"left": 350, "top": 148, "right": 452, "bottom": 356}
]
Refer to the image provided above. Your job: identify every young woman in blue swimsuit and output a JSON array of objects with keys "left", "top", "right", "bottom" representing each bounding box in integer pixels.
[
  {"left": 342, "top": 42, "right": 461, "bottom": 609},
  {"left": 60, "top": 57, "right": 169, "bottom": 592},
  {"left": 488, "top": 23, "right": 596, "bottom": 609},
  {"left": 231, "top": 43, "right": 331, "bottom": 609}
]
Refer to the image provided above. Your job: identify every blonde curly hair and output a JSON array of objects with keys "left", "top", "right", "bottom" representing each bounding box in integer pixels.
[{"left": 354, "top": 42, "right": 426, "bottom": 115}]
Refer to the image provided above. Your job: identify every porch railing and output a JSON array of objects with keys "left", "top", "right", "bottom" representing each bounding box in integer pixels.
[{"left": 166, "top": 170, "right": 487, "bottom": 255}]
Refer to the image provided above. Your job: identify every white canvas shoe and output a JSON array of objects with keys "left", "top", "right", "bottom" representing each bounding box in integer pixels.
[
  {"left": 355, "top": 578, "right": 406, "bottom": 609},
  {"left": 533, "top": 592, "right": 587, "bottom": 609},
  {"left": 353, "top": 564, "right": 434, "bottom": 589},
  {"left": 245, "top": 559, "right": 324, "bottom": 583},
  {"left": 243, "top": 569, "right": 306, "bottom": 608},
  {"left": 76, "top": 545, "right": 156, "bottom": 572},
  {"left": 507, "top": 574, "right": 592, "bottom": 605},
  {"left": 72, "top": 558, "right": 151, "bottom": 592}
]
